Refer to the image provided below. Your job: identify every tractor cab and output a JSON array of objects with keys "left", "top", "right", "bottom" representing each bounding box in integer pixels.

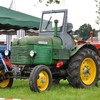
[{"left": 39, "top": 9, "right": 75, "bottom": 50}]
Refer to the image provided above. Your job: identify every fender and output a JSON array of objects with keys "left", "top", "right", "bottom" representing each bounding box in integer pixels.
[{"left": 70, "top": 43, "right": 99, "bottom": 57}]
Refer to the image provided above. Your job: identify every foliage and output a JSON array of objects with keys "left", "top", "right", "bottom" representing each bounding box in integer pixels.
[
  {"left": 38, "top": 0, "right": 60, "bottom": 6},
  {"left": 46, "top": 0, "right": 60, "bottom": 4},
  {"left": 95, "top": 0, "right": 100, "bottom": 25},
  {"left": 74, "top": 24, "right": 96, "bottom": 40}
]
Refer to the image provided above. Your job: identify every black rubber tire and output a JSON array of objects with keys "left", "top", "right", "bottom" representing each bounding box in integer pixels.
[
  {"left": 67, "top": 47, "right": 100, "bottom": 88},
  {"left": 0, "top": 70, "right": 13, "bottom": 88},
  {"left": 29, "top": 65, "right": 52, "bottom": 92}
]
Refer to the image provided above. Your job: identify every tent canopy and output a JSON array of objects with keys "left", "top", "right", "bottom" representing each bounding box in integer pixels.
[{"left": 0, "top": 6, "right": 40, "bottom": 30}]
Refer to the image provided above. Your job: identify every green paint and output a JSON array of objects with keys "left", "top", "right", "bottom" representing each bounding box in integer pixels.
[
  {"left": 12, "top": 45, "right": 52, "bottom": 65},
  {"left": 12, "top": 36, "right": 53, "bottom": 46},
  {"left": 70, "top": 44, "right": 86, "bottom": 57},
  {"left": 51, "top": 37, "right": 62, "bottom": 49},
  {"left": 11, "top": 45, "right": 33, "bottom": 64},
  {"left": 33, "top": 45, "right": 52, "bottom": 64},
  {"left": 12, "top": 36, "right": 62, "bottom": 49},
  {"left": 53, "top": 49, "right": 70, "bottom": 60},
  {"left": 11, "top": 35, "right": 62, "bottom": 65}
]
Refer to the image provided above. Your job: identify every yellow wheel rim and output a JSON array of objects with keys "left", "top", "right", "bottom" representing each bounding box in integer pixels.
[
  {"left": 0, "top": 70, "right": 10, "bottom": 88},
  {"left": 80, "top": 58, "right": 96, "bottom": 85},
  {"left": 37, "top": 71, "right": 49, "bottom": 91}
]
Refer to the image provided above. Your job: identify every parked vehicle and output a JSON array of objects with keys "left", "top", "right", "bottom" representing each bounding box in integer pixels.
[
  {"left": 1, "top": 9, "right": 100, "bottom": 92},
  {"left": 0, "top": 35, "right": 13, "bottom": 88}
]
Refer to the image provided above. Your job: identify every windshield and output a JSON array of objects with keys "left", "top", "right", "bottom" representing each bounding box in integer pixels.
[{"left": 40, "top": 12, "right": 64, "bottom": 32}]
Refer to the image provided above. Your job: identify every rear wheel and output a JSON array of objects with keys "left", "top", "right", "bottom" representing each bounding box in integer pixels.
[
  {"left": 29, "top": 65, "right": 52, "bottom": 92},
  {"left": 67, "top": 48, "right": 99, "bottom": 88},
  {"left": 0, "top": 70, "right": 13, "bottom": 88}
]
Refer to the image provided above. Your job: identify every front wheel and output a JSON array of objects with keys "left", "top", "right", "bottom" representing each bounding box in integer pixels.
[
  {"left": 0, "top": 70, "right": 13, "bottom": 88},
  {"left": 29, "top": 65, "right": 52, "bottom": 92},
  {"left": 67, "top": 48, "right": 99, "bottom": 88}
]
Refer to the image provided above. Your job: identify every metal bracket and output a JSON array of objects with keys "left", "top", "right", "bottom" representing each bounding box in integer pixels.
[{"left": 0, "top": 53, "right": 9, "bottom": 72}]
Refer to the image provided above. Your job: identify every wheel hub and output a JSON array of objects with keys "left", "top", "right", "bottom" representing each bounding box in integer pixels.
[
  {"left": 83, "top": 67, "right": 89, "bottom": 75},
  {"left": 41, "top": 78, "right": 46, "bottom": 83}
]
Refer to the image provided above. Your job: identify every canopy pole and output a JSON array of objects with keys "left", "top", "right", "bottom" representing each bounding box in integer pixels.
[
  {"left": 6, "top": 35, "right": 12, "bottom": 50},
  {"left": 9, "top": 0, "right": 16, "bottom": 10},
  {"left": 17, "top": 29, "right": 25, "bottom": 39}
]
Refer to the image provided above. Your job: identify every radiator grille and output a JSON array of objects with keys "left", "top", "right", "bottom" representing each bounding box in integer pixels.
[
  {"left": 11, "top": 45, "right": 33, "bottom": 64},
  {"left": 11, "top": 45, "right": 52, "bottom": 65}
]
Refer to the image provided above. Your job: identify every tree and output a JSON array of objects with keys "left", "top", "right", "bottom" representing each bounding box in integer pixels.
[
  {"left": 38, "top": 0, "right": 60, "bottom": 5},
  {"left": 95, "top": 0, "right": 100, "bottom": 25},
  {"left": 74, "top": 24, "right": 95, "bottom": 40}
]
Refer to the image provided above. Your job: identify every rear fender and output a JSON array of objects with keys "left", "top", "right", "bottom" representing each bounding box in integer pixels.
[{"left": 70, "top": 43, "right": 99, "bottom": 57}]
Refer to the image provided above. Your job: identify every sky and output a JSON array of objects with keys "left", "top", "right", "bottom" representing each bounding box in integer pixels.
[{"left": 0, "top": 0, "right": 99, "bottom": 30}]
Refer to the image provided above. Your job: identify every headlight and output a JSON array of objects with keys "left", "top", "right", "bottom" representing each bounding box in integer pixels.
[
  {"left": 29, "top": 50, "right": 35, "bottom": 57},
  {"left": 4, "top": 50, "right": 10, "bottom": 56}
]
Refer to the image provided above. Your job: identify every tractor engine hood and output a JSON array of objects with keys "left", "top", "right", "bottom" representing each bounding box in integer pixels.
[
  {"left": 12, "top": 36, "right": 62, "bottom": 49},
  {"left": 12, "top": 36, "right": 53, "bottom": 46}
]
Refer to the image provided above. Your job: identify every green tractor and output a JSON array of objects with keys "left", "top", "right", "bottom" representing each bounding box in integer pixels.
[{"left": 3, "top": 9, "right": 100, "bottom": 92}]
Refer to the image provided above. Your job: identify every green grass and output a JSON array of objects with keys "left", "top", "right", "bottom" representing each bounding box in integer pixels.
[{"left": 0, "top": 79, "right": 100, "bottom": 100}]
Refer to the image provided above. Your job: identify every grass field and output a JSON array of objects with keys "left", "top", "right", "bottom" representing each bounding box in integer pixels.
[{"left": 0, "top": 79, "right": 100, "bottom": 100}]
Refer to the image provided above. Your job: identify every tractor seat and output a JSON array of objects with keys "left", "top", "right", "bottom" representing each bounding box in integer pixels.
[
  {"left": 67, "top": 23, "right": 73, "bottom": 33},
  {"left": 59, "top": 23, "right": 73, "bottom": 33}
]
